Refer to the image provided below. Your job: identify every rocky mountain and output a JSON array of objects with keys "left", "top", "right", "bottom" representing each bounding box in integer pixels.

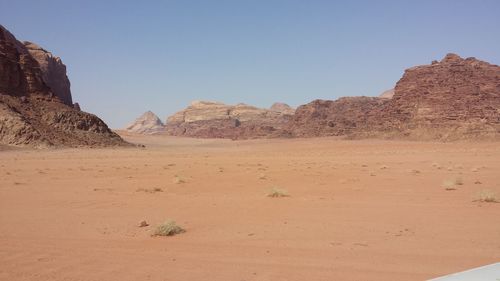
[
  {"left": 283, "top": 97, "right": 389, "bottom": 137},
  {"left": 284, "top": 53, "right": 500, "bottom": 140},
  {"left": 125, "top": 111, "right": 165, "bottom": 134},
  {"left": 23, "top": 41, "right": 73, "bottom": 107},
  {"left": 165, "top": 101, "right": 293, "bottom": 139},
  {"left": 0, "top": 25, "right": 128, "bottom": 147},
  {"left": 370, "top": 53, "right": 500, "bottom": 140}
]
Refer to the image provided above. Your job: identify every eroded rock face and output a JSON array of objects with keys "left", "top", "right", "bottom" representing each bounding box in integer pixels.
[
  {"left": 0, "top": 25, "right": 49, "bottom": 98},
  {"left": 125, "top": 111, "right": 165, "bottom": 134},
  {"left": 371, "top": 53, "right": 500, "bottom": 140},
  {"left": 284, "top": 53, "right": 500, "bottom": 140},
  {"left": 283, "top": 97, "right": 389, "bottom": 137},
  {"left": 0, "top": 25, "right": 128, "bottom": 147},
  {"left": 166, "top": 101, "right": 293, "bottom": 139},
  {"left": 23, "top": 41, "right": 72, "bottom": 106}
]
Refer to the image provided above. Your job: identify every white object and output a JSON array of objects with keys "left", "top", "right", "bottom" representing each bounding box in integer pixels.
[{"left": 428, "top": 262, "right": 500, "bottom": 280}]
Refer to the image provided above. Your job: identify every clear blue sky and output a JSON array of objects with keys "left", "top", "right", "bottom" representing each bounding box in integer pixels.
[{"left": 1, "top": 0, "right": 499, "bottom": 128}]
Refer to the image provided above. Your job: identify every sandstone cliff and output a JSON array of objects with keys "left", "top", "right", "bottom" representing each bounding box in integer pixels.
[
  {"left": 165, "top": 101, "right": 293, "bottom": 139},
  {"left": 0, "top": 25, "right": 127, "bottom": 147},
  {"left": 370, "top": 54, "right": 500, "bottom": 140},
  {"left": 283, "top": 97, "right": 389, "bottom": 137},
  {"left": 125, "top": 111, "right": 165, "bottom": 134},
  {"left": 23, "top": 41, "right": 73, "bottom": 106},
  {"left": 284, "top": 54, "right": 500, "bottom": 140}
]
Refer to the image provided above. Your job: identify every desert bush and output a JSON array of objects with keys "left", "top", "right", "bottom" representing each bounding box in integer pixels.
[
  {"left": 475, "top": 190, "right": 498, "bottom": 203},
  {"left": 136, "top": 187, "right": 163, "bottom": 193},
  {"left": 442, "top": 180, "right": 457, "bottom": 190},
  {"left": 442, "top": 177, "right": 463, "bottom": 190},
  {"left": 173, "top": 175, "right": 185, "bottom": 184},
  {"left": 152, "top": 220, "right": 185, "bottom": 236},
  {"left": 267, "top": 187, "right": 289, "bottom": 198}
]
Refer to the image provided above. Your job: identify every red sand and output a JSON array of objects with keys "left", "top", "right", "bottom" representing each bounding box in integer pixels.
[{"left": 1, "top": 135, "right": 499, "bottom": 280}]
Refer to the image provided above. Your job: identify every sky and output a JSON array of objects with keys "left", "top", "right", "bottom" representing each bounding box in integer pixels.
[{"left": 1, "top": 0, "right": 499, "bottom": 128}]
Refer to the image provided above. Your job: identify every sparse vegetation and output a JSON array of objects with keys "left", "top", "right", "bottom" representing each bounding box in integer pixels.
[
  {"left": 442, "top": 177, "right": 464, "bottom": 190},
  {"left": 173, "top": 175, "right": 185, "bottom": 184},
  {"left": 475, "top": 190, "right": 498, "bottom": 203},
  {"left": 442, "top": 180, "right": 457, "bottom": 190},
  {"left": 152, "top": 220, "right": 185, "bottom": 236},
  {"left": 267, "top": 187, "right": 289, "bottom": 198},
  {"left": 136, "top": 187, "right": 163, "bottom": 193}
]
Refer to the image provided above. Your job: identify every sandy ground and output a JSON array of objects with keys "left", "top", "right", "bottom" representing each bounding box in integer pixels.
[{"left": 1, "top": 134, "right": 499, "bottom": 281}]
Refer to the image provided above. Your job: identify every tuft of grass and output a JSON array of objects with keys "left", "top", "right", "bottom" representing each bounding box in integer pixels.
[
  {"left": 442, "top": 180, "right": 457, "bottom": 190},
  {"left": 442, "top": 177, "right": 464, "bottom": 190},
  {"left": 475, "top": 190, "right": 498, "bottom": 203},
  {"left": 267, "top": 187, "right": 289, "bottom": 198},
  {"left": 173, "top": 175, "right": 185, "bottom": 184},
  {"left": 136, "top": 187, "right": 163, "bottom": 193},
  {"left": 152, "top": 220, "right": 185, "bottom": 236}
]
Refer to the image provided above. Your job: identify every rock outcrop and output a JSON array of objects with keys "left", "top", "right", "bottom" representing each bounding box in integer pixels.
[
  {"left": 0, "top": 25, "right": 128, "bottom": 147},
  {"left": 23, "top": 41, "right": 73, "bottom": 106},
  {"left": 283, "top": 97, "right": 389, "bottom": 137},
  {"left": 165, "top": 101, "right": 293, "bottom": 139},
  {"left": 125, "top": 111, "right": 165, "bottom": 134},
  {"left": 370, "top": 53, "right": 500, "bottom": 140},
  {"left": 284, "top": 53, "right": 500, "bottom": 140},
  {"left": 270, "top": 102, "right": 295, "bottom": 115}
]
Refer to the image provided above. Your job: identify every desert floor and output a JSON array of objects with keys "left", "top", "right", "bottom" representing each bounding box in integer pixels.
[{"left": 1, "top": 135, "right": 499, "bottom": 281}]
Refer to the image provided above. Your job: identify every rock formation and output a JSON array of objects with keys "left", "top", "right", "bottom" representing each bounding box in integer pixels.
[
  {"left": 284, "top": 53, "right": 500, "bottom": 140},
  {"left": 283, "top": 97, "right": 389, "bottom": 137},
  {"left": 166, "top": 101, "right": 293, "bottom": 139},
  {"left": 125, "top": 111, "right": 165, "bottom": 134},
  {"left": 0, "top": 25, "right": 128, "bottom": 147},
  {"left": 23, "top": 41, "right": 73, "bottom": 106},
  {"left": 370, "top": 53, "right": 500, "bottom": 140},
  {"left": 270, "top": 102, "right": 295, "bottom": 115}
]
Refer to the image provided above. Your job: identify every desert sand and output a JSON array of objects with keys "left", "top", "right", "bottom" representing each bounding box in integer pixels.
[{"left": 1, "top": 134, "right": 499, "bottom": 281}]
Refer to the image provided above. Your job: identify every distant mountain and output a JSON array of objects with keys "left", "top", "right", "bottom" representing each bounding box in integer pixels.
[
  {"left": 165, "top": 101, "right": 294, "bottom": 139},
  {"left": 283, "top": 53, "right": 500, "bottom": 140},
  {"left": 125, "top": 111, "right": 165, "bottom": 134},
  {"left": 379, "top": 89, "right": 394, "bottom": 99},
  {"left": 270, "top": 102, "right": 295, "bottom": 115}
]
